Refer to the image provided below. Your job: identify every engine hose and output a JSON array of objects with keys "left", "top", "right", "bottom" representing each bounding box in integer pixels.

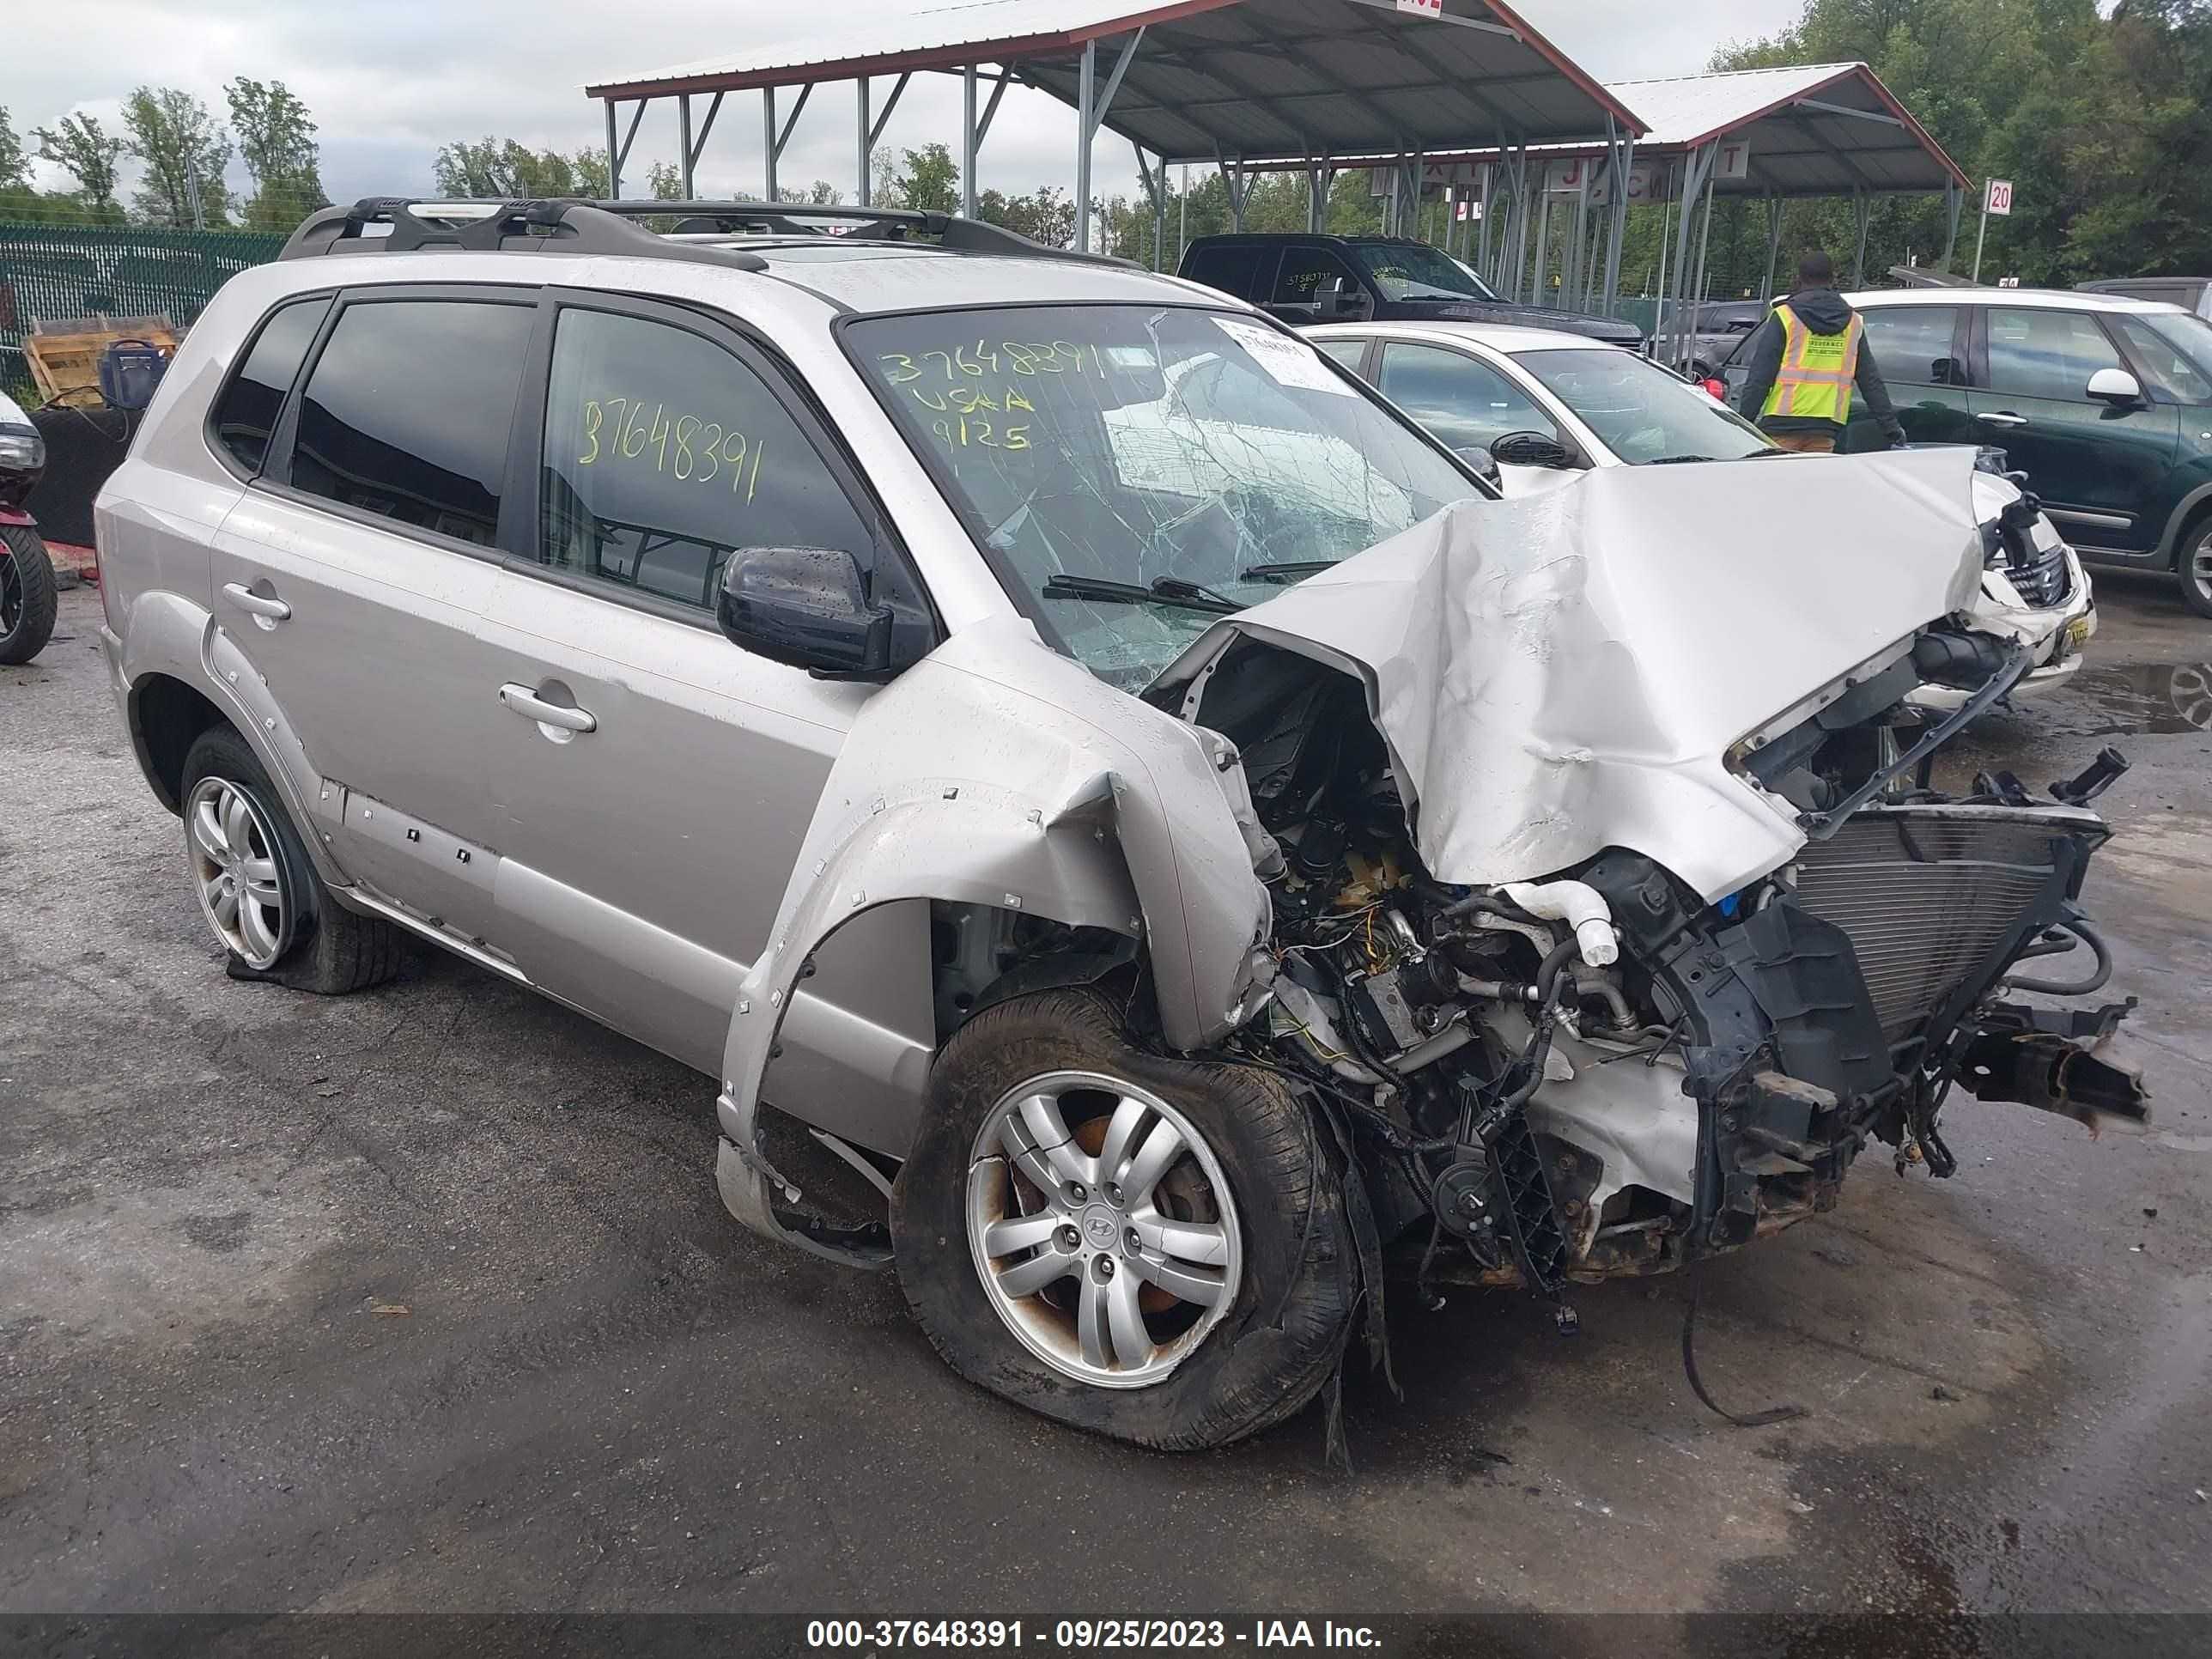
[
  {"left": 1533, "top": 938, "right": 1582, "bottom": 1005},
  {"left": 2003, "top": 918, "right": 2112, "bottom": 997}
]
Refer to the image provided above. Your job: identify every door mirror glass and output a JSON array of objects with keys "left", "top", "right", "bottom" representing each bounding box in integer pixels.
[
  {"left": 2086, "top": 366, "right": 2144, "bottom": 405},
  {"left": 717, "top": 546, "right": 905, "bottom": 678},
  {"left": 1490, "top": 429, "right": 1577, "bottom": 469},
  {"left": 1453, "top": 445, "right": 1502, "bottom": 486}
]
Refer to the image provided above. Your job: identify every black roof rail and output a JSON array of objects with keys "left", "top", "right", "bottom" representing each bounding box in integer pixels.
[
  {"left": 278, "top": 198, "right": 1132, "bottom": 270},
  {"left": 278, "top": 198, "right": 771, "bottom": 269}
]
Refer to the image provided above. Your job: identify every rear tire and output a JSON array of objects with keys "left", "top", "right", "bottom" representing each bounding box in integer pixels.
[
  {"left": 2179, "top": 520, "right": 2212, "bottom": 620},
  {"left": 0, "top": 524, "right": 58, "bottom": 665},
  {"left": 179, "top": 724, "right": 409, "bottom": 994},
  {"left": 892, "top": 988, "right": 1357, "bottom": 1450}
]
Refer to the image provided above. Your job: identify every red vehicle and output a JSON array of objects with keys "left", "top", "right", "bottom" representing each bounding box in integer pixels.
[{"left": 0, "top": 384, "right": 56, "bottom": 665}]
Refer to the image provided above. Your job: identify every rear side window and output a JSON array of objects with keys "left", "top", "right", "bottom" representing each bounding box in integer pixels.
[
  {"left": 537, "top": 307, "right": 872, "bottom": 611},
  {"left": 1859, "top": 306, "right": 1960, "bottom": 386},
  {"left": 288, "top": 299, "right": 533, "bottom": 547},
  {"left": 1311, "top": 337, "right": 1369, "bottom": 374},
  {"left": 1182, "top": 244, "right": 1271, "bottom": 301},
  {"left": 210, "top": 296, "right": 329, "bottom": 474}
]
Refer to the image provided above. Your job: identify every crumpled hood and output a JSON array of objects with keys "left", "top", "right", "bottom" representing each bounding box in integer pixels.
[{"left": 1157, "top": 447, "right": 1987, "bottom": 902}]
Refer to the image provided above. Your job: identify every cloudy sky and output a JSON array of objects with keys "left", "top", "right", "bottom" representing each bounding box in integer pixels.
[{"left": 4, "top": 0, "right": 1803, "bottom": 211}]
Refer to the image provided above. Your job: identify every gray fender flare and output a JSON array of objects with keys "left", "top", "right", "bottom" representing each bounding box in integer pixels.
[{"left": 713, "top": 617, "right": 1276, "bottom": 1267}]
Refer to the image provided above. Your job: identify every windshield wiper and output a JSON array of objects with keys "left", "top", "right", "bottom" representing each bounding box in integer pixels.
[
  {"left": 1042, "top": 574, "right": 1242, "bottom": 614},
  {"left": 1644, "top": 454, "right": 1718, "bottom": 465},
  {"left": 1240, "top": 560, "right": 1338, "bottom": 583}
]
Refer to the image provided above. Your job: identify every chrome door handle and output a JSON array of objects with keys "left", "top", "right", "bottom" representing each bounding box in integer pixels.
[
  {"left": 222, "top": 582, "right": 291, "bottom": 621},
  {"left": 1978, "top": 411, "right": 2029, "bottom": 427},
  {"left": 499, "top": 683, "right": 597, "bottom": 733}
]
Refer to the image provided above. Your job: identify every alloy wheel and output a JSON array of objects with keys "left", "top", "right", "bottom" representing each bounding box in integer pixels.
[
  {"left": 184, "top": 775, "right": 294, "bottom": 968},
  {"left": 966, "top": 1070, "right": 1243, "bottom": 1389},
  {"left": 2191, "top": 533, "right": 2212, "bottom": 608}
]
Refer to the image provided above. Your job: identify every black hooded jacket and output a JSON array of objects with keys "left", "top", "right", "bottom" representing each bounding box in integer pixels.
[{"left": 1734, "top": 287, "right": 1907, "bottom": 444}]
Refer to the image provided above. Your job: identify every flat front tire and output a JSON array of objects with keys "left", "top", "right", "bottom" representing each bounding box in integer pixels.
[
  {"left": 179, "top": 725, "right": 409, "bottom": 994},
  {"left": 892, "top": 988, "right": 1357, "bottom": 1450}
]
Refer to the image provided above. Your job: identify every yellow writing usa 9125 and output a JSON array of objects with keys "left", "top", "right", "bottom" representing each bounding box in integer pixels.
[{"left": 576, "top": 398, "right": 764, "bottom": 498}]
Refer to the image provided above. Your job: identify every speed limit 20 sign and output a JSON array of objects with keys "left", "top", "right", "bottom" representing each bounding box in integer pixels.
[{"left": 1984, "top": 178, "right": 2014, "bottom": 216}]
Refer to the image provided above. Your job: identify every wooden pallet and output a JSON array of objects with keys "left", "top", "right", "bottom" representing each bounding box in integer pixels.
[{"left": 24, "top": 314, "right": 176, "bottom": 405}]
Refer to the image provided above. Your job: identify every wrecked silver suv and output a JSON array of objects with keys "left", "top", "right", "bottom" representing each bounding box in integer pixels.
[{"left": 97, "top": 201, "right": 2147, "bottom": 1452}]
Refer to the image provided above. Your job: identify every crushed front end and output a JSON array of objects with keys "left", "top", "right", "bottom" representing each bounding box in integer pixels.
[{"left": 1155, "top": 451, "right": 2149, "bottom": 1302}]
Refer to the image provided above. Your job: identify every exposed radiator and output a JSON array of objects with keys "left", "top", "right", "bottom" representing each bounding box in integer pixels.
[{"left": 1792, "top": 805, "right": 2100, "bottom": 1040}]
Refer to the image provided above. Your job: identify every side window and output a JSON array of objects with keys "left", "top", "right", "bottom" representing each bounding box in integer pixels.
[
  {"left": 1376, "top": 343, "right": 1555, "bottom": 451},
  {"left": 1182, "top": 244, "right": 1268, "bottom": 301},
  {"left": 1310, "top": 337, "right": 1370, "bottom": 375},
  {"left": 210, "top": 296, "right": 330, "bottom": 474},
  {"left": 1273, "top": 246, "right": 1358, "bottom": 307},
  {"left": 289, "top": 299, "right": 532, "bottom": 546},
  {"left": 1985, "top": 307, "right": 2124, "bottom": 402},
  {"left": 2112, "top": 315, "right": 2212, "bottom": 404},
  {"left": 1858, "top": 306, "right": 1960, "bottom": 386},
  {"left": 538, "top": 307, "right": 872, "bottom": 611}
]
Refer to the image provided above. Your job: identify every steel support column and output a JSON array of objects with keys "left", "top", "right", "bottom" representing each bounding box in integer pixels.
[
  {"left": 1762, "top": 192, "right": 1784, "bottom": 301},
  {"left": 857, "top": 77, "right": 871, "bottom": 207},
  {"left": 1074, "top": 41, "right": 1097, "bottom": 252},
  {"left": 763, "top": 88, "right": 777, "bottom": 204},
  {"left": 1666, "top": 143, "right": 1717, "bottom": 367},
  {"left": 678, "top": 95, "right": 695, "bottom": 198},
  {"left": 1852, "top": 188, "right": 1872, "bottom": 288},
  {"left": 685, "top": 91, "right": 723, "bottom": 195},
  {"left": 605, "top": 99, "right": 621, "bottom": 199},
  {"left": 1529, "top": 180, "right": 1553, "bottom": 306},
  {"left": 1942, "top": 179, "right": 1963, "bottom": 269},
  {"left": 1600, "top": 123, "right": 1632, "bottom": 318},
  {"left": 963, "top": 67, "right": 978, "bottom": 218}
]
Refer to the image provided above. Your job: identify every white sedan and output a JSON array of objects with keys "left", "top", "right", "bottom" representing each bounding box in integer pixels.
[{"left": 1307, "top": 319, "right": 2096, "bottom": 702}]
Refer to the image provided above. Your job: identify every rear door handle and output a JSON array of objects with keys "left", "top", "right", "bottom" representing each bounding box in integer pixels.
[
  {"left": 499, "top": 683, "right": 597, "bottom": 734},
  {"left": 222, "top": 581, "right": 291, "bottom": 622},
  {"left": 1978, "top": 411, "right": 2029, "bottom": 428}
]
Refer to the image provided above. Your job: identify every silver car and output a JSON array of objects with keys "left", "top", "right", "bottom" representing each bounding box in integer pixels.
[{"left": 96, "top": 200, "right": 2147, "bottom": 1450}]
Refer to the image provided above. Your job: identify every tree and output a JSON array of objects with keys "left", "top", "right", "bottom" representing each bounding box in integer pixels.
[
  {"left": 0, "top": 106, "right": 26, "bottom": 191},
  {"left": 646, "top": 159, "right": 683, "bottom": 200},
  {"left": 432, "top": 138, "right": 611, "bottom": 199},
  {"left": 227, "top": 77, "right": 326, "bottom": 229},
  {"left": 884, "top": 143, "right": 959, "bottom": 213},
  {"left": 981, "top": 185, "right": 1078, "bottom": 248},
  {"left": 122, "top": 86, "right": 234, "bottom": 228},
  {"left": 31, "top": 112, "right": 126, "bottom": 219}
]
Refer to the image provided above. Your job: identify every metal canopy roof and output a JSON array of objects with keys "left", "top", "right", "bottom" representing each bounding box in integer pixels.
[
  {"left": 1358, "top": 64, "right": 1968, "bottom": 198},
  {"left": 1608, "top": 64, "right": 1967, "bottom": 195},
  {"left": 585, "top": 0, "right": 1646, "bottom": 159}
]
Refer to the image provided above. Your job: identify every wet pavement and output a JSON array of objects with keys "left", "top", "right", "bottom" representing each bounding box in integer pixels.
[{"left": 3, "top": 579, "right": 2209, "bottom": 1638}]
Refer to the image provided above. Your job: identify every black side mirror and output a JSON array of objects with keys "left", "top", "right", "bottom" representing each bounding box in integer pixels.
[
  {"left": 1490, "top": 430, "right": 1577, "bottom": 470},
  {"left": 1318, "top": 276, "right": 1370, "bottom": 321},
  {"left": 1453, "top": 446, "right": 1502, "bottom": 487},
  {"left": 718, "top": 546, "right": 906, "bottom": 678}
]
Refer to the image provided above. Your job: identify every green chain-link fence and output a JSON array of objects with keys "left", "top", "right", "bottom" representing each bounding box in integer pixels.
[{"left": 0, "top": 222, "right": 289, "bottom": 398}]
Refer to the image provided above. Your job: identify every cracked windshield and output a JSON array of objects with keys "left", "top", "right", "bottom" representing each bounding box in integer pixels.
[{"left": 851, "top": 305, "right": 1480, "bottom": 685}]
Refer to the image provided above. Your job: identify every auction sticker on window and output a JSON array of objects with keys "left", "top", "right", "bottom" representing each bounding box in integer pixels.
[{"left": 1212, "top": 316, "right": 1356, "bottom": 395}]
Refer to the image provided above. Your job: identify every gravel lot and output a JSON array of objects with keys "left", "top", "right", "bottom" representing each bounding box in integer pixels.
[{"left": 3, "top": 579, "right": 2209, "bottom": 1638}]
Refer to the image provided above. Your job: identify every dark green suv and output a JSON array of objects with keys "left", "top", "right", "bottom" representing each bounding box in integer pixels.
[{"left": 1723, "top": 288, "right": 2212, "bottom": 616}]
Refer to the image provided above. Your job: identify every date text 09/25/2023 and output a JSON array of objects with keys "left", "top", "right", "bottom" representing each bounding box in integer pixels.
[{"left": 805, "top": 1620, "right": 1385, "bottom": 1650}]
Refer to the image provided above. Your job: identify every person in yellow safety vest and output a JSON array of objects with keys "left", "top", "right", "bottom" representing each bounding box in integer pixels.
[{"left": 1734, "top": 252, "right": 1908, "bottom": 454}]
